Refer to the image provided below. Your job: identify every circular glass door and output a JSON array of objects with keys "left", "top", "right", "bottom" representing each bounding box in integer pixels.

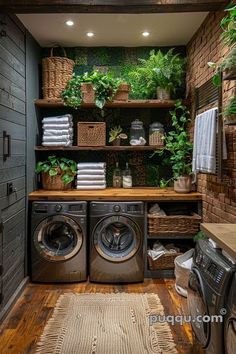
[
  {"left": 34, "top": 215, "right": 83, "bottom": 261},
  {"left": 93, "top": 215, "right": 141, "bottom": 262},
  {"left": 187, "top": 269, "right": 210, "bottom": 348},
  {"left": 225, "top": 319, "right": 236, "bottom": 354}
]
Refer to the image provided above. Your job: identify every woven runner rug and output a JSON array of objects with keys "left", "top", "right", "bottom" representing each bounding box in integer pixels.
[{"left": 35, "top": 293, "right": 177, "bottom": 354}]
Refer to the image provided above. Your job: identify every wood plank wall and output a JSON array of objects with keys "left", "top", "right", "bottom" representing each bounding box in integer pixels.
[{"left": 0, "top": 14, "right": 27, "bottom": 320}]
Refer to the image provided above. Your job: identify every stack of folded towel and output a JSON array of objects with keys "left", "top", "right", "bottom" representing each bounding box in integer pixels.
[
  {"left": 76, "top": 163, "right": 106, "bottom": 189},
  {"left": 42, "top": 114, "right": 73, "bottom": 147}
]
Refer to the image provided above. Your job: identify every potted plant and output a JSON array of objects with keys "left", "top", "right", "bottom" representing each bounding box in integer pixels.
[
  {"left": 35, "top": 156, "right": 77, "bottom": 190},
  {"left": 108, "top": 125, "right": 127, "bottom": 146},
  {"left": 208, "top": 47, "right": 236, "bottom": 86},
  {"left": 113, "top": 82, "right": 131, "bottom": 101},
  {"left": 128, "top": 49, "right": 185, "bottom": 100},
  {"left": 223, "top": 96, "right": 236, "bottom": 124},
  {"left": 156, "top": 100, "right": 193, "bottom": 192}
]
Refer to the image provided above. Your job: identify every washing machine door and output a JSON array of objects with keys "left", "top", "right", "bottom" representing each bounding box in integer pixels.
[
  {"left": 225, "top": 318, "right": 236, "bottom": 354},
  {"left": 188, "top": 269, "right": 210, "bottom": 348},
  {"left": 33, "top": 215, "right": 83, "bottom": 261},
  {"left": 93, "top": 215, "right": 141, "bottom": 262}
]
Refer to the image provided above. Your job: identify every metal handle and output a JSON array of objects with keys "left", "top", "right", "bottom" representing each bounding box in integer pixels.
[{"left": 3, "top": 131, "right": 11, "bottom": 161}]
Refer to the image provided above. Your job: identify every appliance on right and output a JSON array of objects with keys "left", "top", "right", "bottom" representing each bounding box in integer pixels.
[
  {"left": 224, "top": 272, "right": 236, "bottom": 354},
  {"left": 187, "top": 239, "right": 236, "bottom": 354},
  {"left": 89, "top": 201, "right": 145, "bottom": 283}
]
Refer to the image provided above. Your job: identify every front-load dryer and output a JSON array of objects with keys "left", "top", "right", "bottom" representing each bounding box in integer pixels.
[
  {"left": 89, "top": 201, "right": 145, "bottom": 283},
  {"left": 31, "top": 201, "right": 87, "bottom": 282},
  {"left": 224, "top": 272, "right": 236, "bottom": 354}
]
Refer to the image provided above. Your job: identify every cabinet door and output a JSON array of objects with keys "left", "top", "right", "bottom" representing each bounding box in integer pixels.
[{"left": 0, "top": 14, "right": 26, "bottom": 314}]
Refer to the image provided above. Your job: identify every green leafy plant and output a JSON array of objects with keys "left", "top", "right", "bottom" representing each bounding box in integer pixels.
[
  {"left": 208, "top": 47, "right": 236, "bottom": 86},
  {"left": 220, "top": 3, "right": 236, "bottom": 46},
  {"left": 223, "top": 95, "right": 236, "bottom": 116},
  {"left": 153, "top": 100, "right": 193, "bottom": 186},
  {"left": 108, "top": 125, "right": 127, "bottom": 143},
  {"left": 193, "top": 231, "right": 208, "bottom": 242},
  {"left": 35, "top": 156, "right": 77, "bottom": 185},
  {"left": 128, "top": 49, "right": 185, "bottom": 99},
  {"left": 62, "top": 70, "right": 121, "bottom": 110}
]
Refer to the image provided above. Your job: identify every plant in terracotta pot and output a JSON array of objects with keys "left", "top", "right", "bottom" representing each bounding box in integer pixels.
[
  {"left": 128, "top": 49, "right": 185, "bottom": 99},
  {"left": 35, "top": 156, "right": 77, "bottom": 190},
  {"left": 108, "top": 125, "right": 127, "bottom": 146},
  {"left": 155, "top": 100, "right": 193, "bottom": 192}
]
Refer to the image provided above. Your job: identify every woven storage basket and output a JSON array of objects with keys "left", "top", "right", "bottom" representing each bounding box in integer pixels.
[
  {"left": 42, "top": 47, "right": 75, "bottom": 99},
  {"left": 77, "top": 122, "right": 106, "bottom": 146},
  {"left": 148, "top": 212, "right": 201, "bottom": 236},
  {"left": 42, "top": 173, "right": 72, "bottom": 190},
  {"left": 148, "top": 251, "right": 182, "bottom": 270}
]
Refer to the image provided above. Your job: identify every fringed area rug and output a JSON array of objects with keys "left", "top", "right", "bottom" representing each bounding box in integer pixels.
[{"left": 35, "top": 293, "right": 177, "bottom": 354}]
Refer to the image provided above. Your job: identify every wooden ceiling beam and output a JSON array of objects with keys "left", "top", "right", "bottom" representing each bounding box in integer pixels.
[{"left": 0, "top": 1, "right": 229, "bottom": 14}]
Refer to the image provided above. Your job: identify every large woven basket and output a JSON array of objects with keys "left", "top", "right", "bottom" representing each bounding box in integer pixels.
[
  {"left": 148, "top": 213, "right": 201, "bottom": 236},
  {"left": 148, "top": 252, "right": 182, "bottom": 270},
  {"left": 42, "top": 47, "right": 75, "bottom": 99},
  {"left": 77, "top": 122, "right": 106, "bottom": 146}
]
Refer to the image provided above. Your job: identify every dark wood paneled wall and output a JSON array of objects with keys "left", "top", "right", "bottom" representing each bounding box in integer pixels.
[
  {"left": 0, "top": 14, "right": 27, "bottom": 321},
  {"left": 0, "top": 0, "right": 228, "bottom": 13}
]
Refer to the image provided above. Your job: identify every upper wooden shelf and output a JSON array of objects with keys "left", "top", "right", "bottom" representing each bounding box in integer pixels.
[
  {"left": 28, "top": 188, "right": 202, "bottom": 201},
  {"left": 35, "top": 145, "right": 163, "bottom": 151},
  {"left": 34, "top": 99, "right": 190, "bottom": 109}
]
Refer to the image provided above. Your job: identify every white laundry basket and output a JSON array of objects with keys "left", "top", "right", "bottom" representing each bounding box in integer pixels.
[{"left": 174, "top": 248, "right": 194, "bottom": 298}]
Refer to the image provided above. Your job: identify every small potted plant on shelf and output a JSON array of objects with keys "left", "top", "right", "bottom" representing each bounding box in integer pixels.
[
  {"left": 128, "top": 49, "right": 185, "bottom": 100},
  {"left": 155, "top": 100, "right": 193, "bottom": 193},
  {"left": 35, "top": 156, "right": 77, "bottom": 190},
  {"left": 223, "top": 96, "right": 236, "bottom": 124},
  {"left": 108, "top": 125, "right": 128, "bottom": 146}
]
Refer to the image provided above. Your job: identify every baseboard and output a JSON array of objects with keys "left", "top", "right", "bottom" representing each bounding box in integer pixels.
[{"left": 0, "top": 276, "right": 29, "bottom": 322}]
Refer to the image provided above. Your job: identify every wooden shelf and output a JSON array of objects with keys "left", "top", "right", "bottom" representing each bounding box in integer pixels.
[
  {"left": 35, "top": 145, "right": 163, "bottom": 151},
  {"left": 28, "top": 188, "right": 202, "bottom": 201},
  {"left": 35, "top": 98, "right": 190, "bottom": 108}
]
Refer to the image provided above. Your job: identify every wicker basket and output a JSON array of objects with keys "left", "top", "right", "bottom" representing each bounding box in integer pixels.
[
  {"left": 41, "top": 173, "right": 72, "bottom": 190},
  {"left": 148, "top": 251, "right": 182, "bottom": 270},
  {"left": 42, "top": 47, "right": 75, "bottom": 99},
  {"left": 77, "top": 122, "right": 106, "bottom": 146},
  {"left": 148, "top": 213, "right": 201, "bottom": 236}
]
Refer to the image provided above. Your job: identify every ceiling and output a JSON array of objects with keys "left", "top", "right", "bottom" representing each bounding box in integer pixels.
[{"left": 17, "top": 13, "right": 208, "bottom": 47}]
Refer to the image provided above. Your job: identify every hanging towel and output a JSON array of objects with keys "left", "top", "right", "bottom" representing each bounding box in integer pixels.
[
  {"left": 77, "top": 169, "right": 105, "bottom": 175},
  {"left": 77, "top": 175, "right": 105, "bottom": 181},
  {"left": 77, "top": 163, "right": 106, "bottom": 170},
  {"left": 76, "top": 184, "right": 106, "bottom": 190},
  {"left": 192, "top": 108, "right": 218, "bottom": 175},
  {"left": 43, "top": 129, "right": 73, "bottom": 136},
  {"left": 43, "top": 123, "right": 72, "bottom": 130}
]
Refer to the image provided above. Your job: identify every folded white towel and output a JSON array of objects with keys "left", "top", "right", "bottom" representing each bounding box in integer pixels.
[
  {"left": 77, "top": 163, "right": 106, "bottom": 169},
  {"left": 43, "top": 128, "right": 73, "bottom": 136},
  {"left": 42, "top": 141, "right": 72, "bottom": 147},
  {"left": 43, "top": 135, "right": 72, "bottom": 142},
  {"left": 76, "top": 185, "right": 106, "bottom": 190},
  {"left": 77, "top": 169, "right": 105, "bottom": 175},
  {"left": 77, "top": 175, "right": 105, "bottom": 180},
  {"left": 43, "top": 123, "right": 73, "bottom": 130},
  {"left": 42, "top": 117, "right": 72, "bottom": 124},
  {"left": 76, "top": 180, "right": 106, "bottom": 185}
]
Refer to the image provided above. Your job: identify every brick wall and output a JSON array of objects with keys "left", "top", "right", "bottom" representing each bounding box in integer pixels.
[{"left": 187, "top": 10, "right": 236, "bottom": 223}]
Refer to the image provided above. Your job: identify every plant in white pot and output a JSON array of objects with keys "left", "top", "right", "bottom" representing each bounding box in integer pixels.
[{"left": 156, "top": 100, "right": 193, "bottom": 192}]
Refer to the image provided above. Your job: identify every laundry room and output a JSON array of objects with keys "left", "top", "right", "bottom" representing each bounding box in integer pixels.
[{"left": 0, "top": 1, "right": 235, "bottom": 353}]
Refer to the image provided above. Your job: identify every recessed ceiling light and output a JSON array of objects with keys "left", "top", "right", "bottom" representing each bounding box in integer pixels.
[
  {"left": 87, "top": 32, "right": 94, "bottom": 37},
  {"left": 65, "top": 20, "right": 74, "bottom": 27},
  {"left": 142, "top": 31, "right": 150, "bottom": 37}
]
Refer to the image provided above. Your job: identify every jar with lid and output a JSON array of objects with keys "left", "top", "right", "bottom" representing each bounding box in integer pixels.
[
  {"left": 130, "top": 119, "right": 146, "bottom": 146},
  {"left": 149, "top": 122, "right": 165, "bottom": 146}
]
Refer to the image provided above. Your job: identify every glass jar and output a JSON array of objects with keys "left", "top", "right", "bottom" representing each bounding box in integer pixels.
[
  {"left": 130, "top": 119, "right": 146, "bottom": 145},
  {"left": 122, "top": 163, "right": 132, "bottom": 188},
  {"left": 149, "top": 122, "right": 165, "bottom": 146},
  {"left": 113, "top": 162, "right": 122, "bottom": 188}
]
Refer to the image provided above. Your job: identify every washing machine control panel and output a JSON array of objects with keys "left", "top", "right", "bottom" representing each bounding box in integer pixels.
[
  {"left": 113, "top": 205, "right": 121, "bottom": 212},
  {"left": 55, "top": 204, "right": 62, "bottom": 212}
]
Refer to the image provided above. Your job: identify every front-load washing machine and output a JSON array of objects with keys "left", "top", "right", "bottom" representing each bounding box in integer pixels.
[
  {"left": 188, "top": 239, "right": 236, "bottom": 354},
  {"left": 224, "top": 272, "right": 236, "bottom": 354},
  {"left": 89, "top": 201, "right": 145, "bottom": 283},
  {"left": 31, "top": 201, "right": 87, "bottom": 282}
]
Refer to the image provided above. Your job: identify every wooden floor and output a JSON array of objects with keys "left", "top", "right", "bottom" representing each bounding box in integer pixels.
[{"left": 0, "top": 279, "right": 201, "bottom": 354}]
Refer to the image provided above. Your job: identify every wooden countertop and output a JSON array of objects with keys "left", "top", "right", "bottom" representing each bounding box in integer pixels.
[
  {"left": 28, "top": 188, "right": 202, "bottom": 201},
  {"left": 201, "top": 223, "right": 236, "bottom": 261}
]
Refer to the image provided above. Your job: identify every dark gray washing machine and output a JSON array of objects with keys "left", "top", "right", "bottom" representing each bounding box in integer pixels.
[
  {"left": 224, "top": 272, "right": 236, "bottom": 354},
  {"left": 89, "top": 201, "right": 145, "bottom": 283},
  {"left": 31, "top": 201, "right": 87, "bottom": 282},
  {"left": 188, "top": 239, "right": 236, "bottom": 354}
]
